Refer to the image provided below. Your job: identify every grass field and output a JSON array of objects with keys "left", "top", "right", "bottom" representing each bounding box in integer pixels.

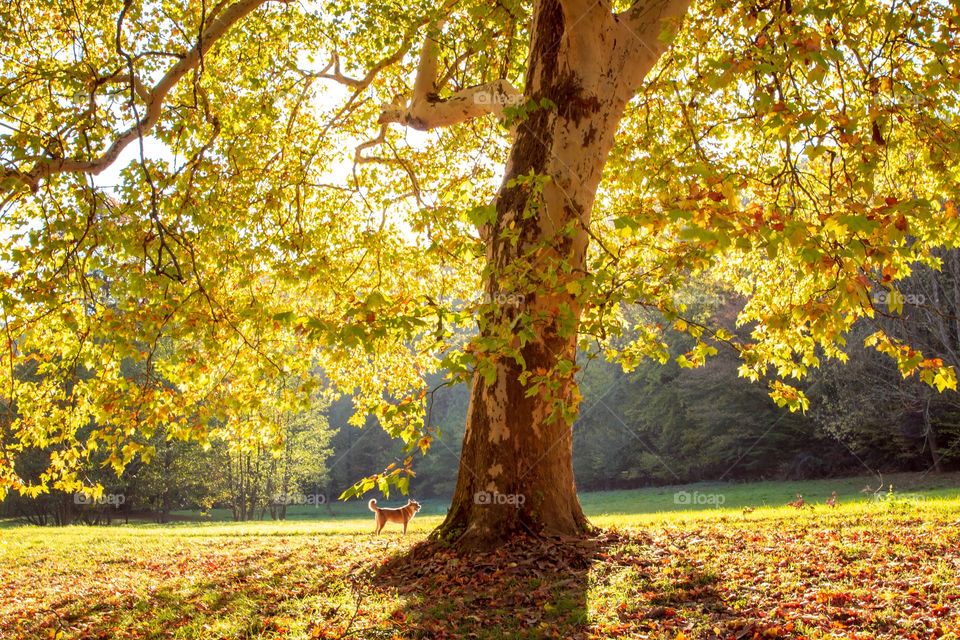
[{"left": 1, "top": 472, "right": 958, "bottom": 639}]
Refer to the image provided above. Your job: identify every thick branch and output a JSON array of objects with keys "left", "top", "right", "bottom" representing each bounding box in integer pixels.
[
  {"left": 2, "top": 0, "right": 283, "bottom": 191},
  {"left": 558, "top": 0, "right": 604, "bottom": 21},
  {"left": 378, "top": 26, "right": 522, "bottom": 131},
  {"left": 618, "top": 0, "right": 693, "bottom": 64},
  {"left": 559, "top": 0, "right": 611, "bottom": 36}
]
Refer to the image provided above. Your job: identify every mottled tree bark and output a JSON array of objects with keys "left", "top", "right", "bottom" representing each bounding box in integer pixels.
[{"left": 429, "top": 0, "right": 691, "bottom": 549}]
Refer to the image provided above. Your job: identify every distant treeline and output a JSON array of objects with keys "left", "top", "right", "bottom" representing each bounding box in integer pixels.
[
  {"left": 327, "top": 344, "right": 958, "bottom": 500},
  {"left": 2, "top": 403, "right": 332, "bottom": 526}
]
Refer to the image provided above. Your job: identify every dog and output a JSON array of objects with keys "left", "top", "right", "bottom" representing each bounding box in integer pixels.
[{"left": 368, "top": 498, "right": 421, "bottom": 534}]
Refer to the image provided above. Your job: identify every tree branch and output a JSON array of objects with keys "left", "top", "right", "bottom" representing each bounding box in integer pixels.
[
  {"left": 301, "top": 49, "right": 398, "bottom": 90},
  {"left": 559, "top": 0, "right": 609, "bottom": 32},
  {"left": 302, "top": 14, "right": 440, "bottom": 149},
  {"left": 378, "top": 24, "right": 522, "bottom": 131},
  {"left": 1, "top": 0, "right": 285, "bottom": 191},
  {"left": 617, "top": 0, "right": 693, "bottom": 65}
]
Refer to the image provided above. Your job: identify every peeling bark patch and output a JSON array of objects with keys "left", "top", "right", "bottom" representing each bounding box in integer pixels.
[
  {"left": 404, "top": 115, "right": 429, "bottom": 131},
  {"left": 492, "top": 0, "right": 565, "bottom": 250},
  {"left": 582, "top": 123, "right": 599, "bottom": 146},
  {"left": 525, "top": 0, "right": 563, "bottom": 95},
  {"left": 486, "top": 377, "right": 511, "bottom": 444},
  {"left": 488, "top": 422, "right": 510, "bottom": 444},
  {"left": 552, "top": 72, "right": 602, "bottom": 126},
  {"left": 488, "top": 463, "right": 503, "bottom": 478}
]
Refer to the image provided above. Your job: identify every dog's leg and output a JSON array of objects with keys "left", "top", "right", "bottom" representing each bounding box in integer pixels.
[{"left": 403, "top": 517, "right": 408, "bottom": 535}]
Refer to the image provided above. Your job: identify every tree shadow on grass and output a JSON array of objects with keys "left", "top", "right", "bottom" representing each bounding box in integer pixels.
[
  {"left": 370, "top": 529, "right": 757, "bottom": 640},
  {"left": 372, "top": 533, "right": 599, "bottom": 639},
  {"left": 3, "top": 529, "right": 775, "bottom": 639}
]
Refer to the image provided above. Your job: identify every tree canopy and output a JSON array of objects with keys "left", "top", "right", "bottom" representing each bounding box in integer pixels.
[{"left": 1, "top": 0, "right": 958, "bottom": 502}]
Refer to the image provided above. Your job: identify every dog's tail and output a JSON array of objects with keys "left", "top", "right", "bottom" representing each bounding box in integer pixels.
[{"left": 368, "top": 498, "right": 378, "bottom": 512}]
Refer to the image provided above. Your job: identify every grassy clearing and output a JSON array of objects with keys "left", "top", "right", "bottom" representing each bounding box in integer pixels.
[
  {"left": 32, "top": 470, "right": 953, "bottom": 531},
  {"left": 1, "top": 473, "right": 958, "bottom": 639}
]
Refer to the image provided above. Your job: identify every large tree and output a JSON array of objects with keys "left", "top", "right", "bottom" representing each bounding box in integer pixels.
[{"left": 1, "top": 0, "right": 958, "bottom": 547}]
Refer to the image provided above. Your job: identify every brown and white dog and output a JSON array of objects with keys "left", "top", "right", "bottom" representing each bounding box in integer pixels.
[{"left": 368, "top": 498, "right": 421, "bottom": 534}]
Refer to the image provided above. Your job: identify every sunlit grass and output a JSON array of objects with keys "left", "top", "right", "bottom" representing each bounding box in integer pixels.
[
  {"left": 1, "top": 472, "right": 958, "bottom": 639},
  {"left": 3, "top": 471, "right": 957, "bottom": 539}
]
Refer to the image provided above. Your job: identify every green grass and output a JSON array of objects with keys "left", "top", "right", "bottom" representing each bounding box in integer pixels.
[
  {"left": 1, "top": 472, "right": 958, "bottom": 639},
  {"left": 584, "top": 470, "right": 960, "bottom": 525}
]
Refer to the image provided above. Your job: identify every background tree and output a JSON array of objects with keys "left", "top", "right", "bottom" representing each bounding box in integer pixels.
[
  {"left": 813, "top": 250, "right": 960, "bottom": 473},
  {"left": 265, "top": 399, "right": 334, "bottom": 520},
  {"left": 217, "top": 388, "right": 332, "bottom": 521},
  {"left": 121, "top": 427, "right": 223, "bottom": 523}
]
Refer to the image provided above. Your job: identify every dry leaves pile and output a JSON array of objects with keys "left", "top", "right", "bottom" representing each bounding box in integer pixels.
[{"left": 0, "top": 509, "right": 957, "bottom": 639}]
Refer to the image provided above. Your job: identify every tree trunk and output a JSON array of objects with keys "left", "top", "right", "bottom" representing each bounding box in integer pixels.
[
  {"left": 436, "top": 0, "right": 681, "bottom": 549},
  {"left": 923, "top": 398, "right": 943, "bottom": 473},
  {"left": 161, "top": 441, "right": 173, "bottom": 524}
]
